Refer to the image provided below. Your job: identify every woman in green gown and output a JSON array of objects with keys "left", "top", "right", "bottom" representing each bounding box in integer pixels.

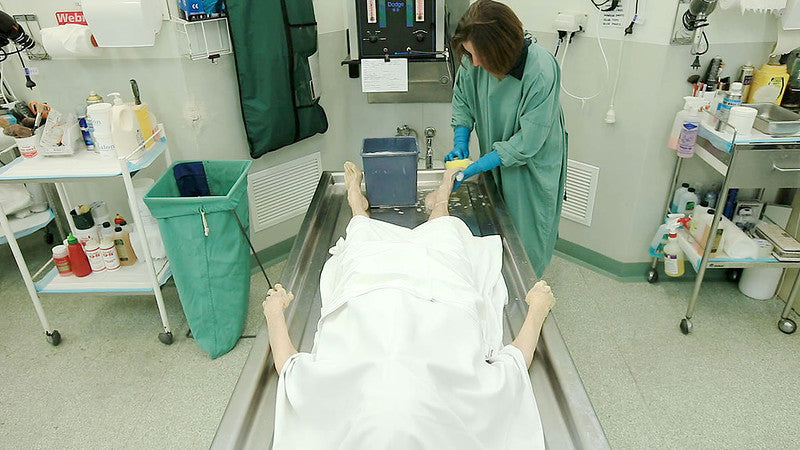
[{"left": 447, "top": 0, "right": 568, "bottom": 277}]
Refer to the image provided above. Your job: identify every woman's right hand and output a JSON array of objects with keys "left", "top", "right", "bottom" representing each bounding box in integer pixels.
[
  {"left": 263, "top": 283, "right": 294, "bottom": 316},
  {"left": 525, "top": 280, "right": 555, "bottom": 313}
]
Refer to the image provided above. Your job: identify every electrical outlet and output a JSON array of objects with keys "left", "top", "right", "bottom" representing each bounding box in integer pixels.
[{"left": 553, "top": 12, "right": 588, "bottom": 34}]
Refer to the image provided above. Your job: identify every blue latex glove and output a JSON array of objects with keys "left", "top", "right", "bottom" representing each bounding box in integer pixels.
[
  {"left": 444, "top": 126, "right": 471, "bottom": 162},
  {"left": 453, "top": 151, "right": 502, "bottom": 191}
]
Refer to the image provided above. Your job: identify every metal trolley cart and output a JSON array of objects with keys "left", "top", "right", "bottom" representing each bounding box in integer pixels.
[
  {"left": 0, "top": 126, "right": 175, "bottom": 346},
  {"left": 648, "top": 119, "right": 800, "bottom": 335}
]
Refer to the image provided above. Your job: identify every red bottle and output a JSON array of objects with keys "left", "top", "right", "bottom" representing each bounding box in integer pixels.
[{"left": 67, "top": 233, "right": 92, "bottom": 277}]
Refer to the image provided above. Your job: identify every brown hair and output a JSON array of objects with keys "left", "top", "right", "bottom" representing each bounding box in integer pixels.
[{"left": 451, "top": 0, "right": 524, "bottom": 75}]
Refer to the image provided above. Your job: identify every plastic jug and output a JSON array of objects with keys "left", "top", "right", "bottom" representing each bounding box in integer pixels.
[
  {"left": 747, "top": 56, "right": 790, "bottom": 104},
  {"left": 109, "top": 92, "right": 144, "bottom": 159}
]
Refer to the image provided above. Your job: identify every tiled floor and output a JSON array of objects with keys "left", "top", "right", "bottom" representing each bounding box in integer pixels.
[{"left": 1, "top": 228, "right": 798, "bottom": 448}]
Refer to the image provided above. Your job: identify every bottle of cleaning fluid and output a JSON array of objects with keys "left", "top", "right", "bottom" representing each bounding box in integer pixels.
[
  {"left": 715, "top": 82, "right": 743, "bottom": 131},
  {"left": 84, "top": 237, "right": 106, "bottom": 273},
  {"left": 678, "top": 187, "right": 699, "bottom": 215},
  {"left": 650, "top": 213, "right": 684, "bottom": 256},
  {"left": 669, "top": 97, "right": 706, "bottom": 150},
  {"left": 108, "top": 92, "right": 144, "bottom": 159},
  {"left": 130, "top": 79, "right": 156, "bottom": 148},
  {"left": 747, "top": 55, "right": 790, "bottom": 104},
  {"left": 663, "top": 227, "right": 685, "bottom": 277},
  {"left": 671, "top": 183, "right": 690, "bottom": 213},
  {"left": 113, "top": 225, "right": 138, "bottom": 266},
  {"left": 677, "top": 104, "right": 701, "bottom": 158}
]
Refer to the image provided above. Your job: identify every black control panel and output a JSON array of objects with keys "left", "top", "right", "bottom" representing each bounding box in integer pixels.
[{"left": 355, "top": 0, "right": 436, "bottom": 58}]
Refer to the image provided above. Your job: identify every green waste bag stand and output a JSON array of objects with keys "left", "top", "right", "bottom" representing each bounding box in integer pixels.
[{"left": 144, "top": 160, "right": 252, "bottom": 358}]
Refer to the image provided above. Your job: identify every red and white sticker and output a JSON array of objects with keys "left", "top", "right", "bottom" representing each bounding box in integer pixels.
[
  {"left": 55, "top": 11, "right": 88, "bottom": 26},
  {"left": 367, "top": 0, "right": 377, "bottom": 24},
  {"left": 416, "top": 0, "right": 424, "bottom": 22}
]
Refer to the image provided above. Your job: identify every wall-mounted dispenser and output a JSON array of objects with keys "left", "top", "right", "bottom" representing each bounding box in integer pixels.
[
  {"left": 81, "top": 0, "right": 163, "bottom": 47},
  {"left": 345, "top": 0, "right": 470, "bottom": 103}
]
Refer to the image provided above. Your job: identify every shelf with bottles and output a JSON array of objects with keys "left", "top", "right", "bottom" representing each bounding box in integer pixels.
[
  {"left": 34, "top": 256, "right": 170, "bottom": 294},
  {"left": 0, "top": 124, "right": 168, "bottom": 181}
]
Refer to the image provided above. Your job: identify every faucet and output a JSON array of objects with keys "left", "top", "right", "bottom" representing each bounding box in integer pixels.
[{"left": 424, "top": 127, "right": 436, "bottom": 170}]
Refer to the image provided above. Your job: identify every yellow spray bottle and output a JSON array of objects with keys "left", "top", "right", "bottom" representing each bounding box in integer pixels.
[{"left": 130, "top": 79, "right": 156, "bottom": 148}]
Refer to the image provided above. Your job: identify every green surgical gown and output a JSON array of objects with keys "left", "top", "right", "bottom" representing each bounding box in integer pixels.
[{"left": 451, "top": 42, "right": 567, "bottom": 277}]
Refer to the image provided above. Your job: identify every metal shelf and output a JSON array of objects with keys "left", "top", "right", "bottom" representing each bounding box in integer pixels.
[
  {"left": 35, "top": 256, "right": 171, "bottom": 294},
  {"left": 172, "top": 18, "right": 232, "bottom": 61}
]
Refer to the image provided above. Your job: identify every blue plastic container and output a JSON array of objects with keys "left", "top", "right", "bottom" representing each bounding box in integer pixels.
[{"left": 361, "top": 137, "right": 419, "bottom": 207}]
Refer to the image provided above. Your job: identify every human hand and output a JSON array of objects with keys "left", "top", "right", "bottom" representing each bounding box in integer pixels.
[
  {"left": 525, "top": 280, "right": 555, "bottom": 313},
  {"left": 444, "top": 143, "right": 469, "bottom": 162},
  {"left": 452, "top": 151, "right": 502, "bottom": 191},
  {"left": 263, "top": 283, "right": 294, "bottom": 316}
]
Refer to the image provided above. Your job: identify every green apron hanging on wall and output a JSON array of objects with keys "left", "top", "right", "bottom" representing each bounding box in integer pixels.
[{"left": 228, "top": 0, "right": 328, "bottom": 158}]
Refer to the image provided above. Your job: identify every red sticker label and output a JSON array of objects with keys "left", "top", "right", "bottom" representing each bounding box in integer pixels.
[{"left": 55, "top": 11, "right": 88, "bottom": 26}]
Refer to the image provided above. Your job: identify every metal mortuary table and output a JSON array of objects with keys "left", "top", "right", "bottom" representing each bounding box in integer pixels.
[{"left": 212, "top": 170, "right": 608, "bottom": 449}]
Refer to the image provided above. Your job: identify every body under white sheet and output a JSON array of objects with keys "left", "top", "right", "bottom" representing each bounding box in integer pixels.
[{"left": 273, "top": 215, "right": 544, "bottom": 449}]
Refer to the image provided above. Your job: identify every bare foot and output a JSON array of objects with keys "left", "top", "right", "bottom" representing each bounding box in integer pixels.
[
  {"left": 344, "top": 161, "right": 369, "bottom": 217},
  {"left": 425, "top": 168, "right": 460, "bottom": 209}
]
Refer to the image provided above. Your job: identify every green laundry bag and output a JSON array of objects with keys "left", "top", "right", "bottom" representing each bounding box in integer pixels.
[{"left": 144, "top": 160, "right": 253, "bottom": 358}]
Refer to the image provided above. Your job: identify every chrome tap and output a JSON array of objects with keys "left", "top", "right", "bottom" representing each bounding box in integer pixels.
[{"left": 424, "top": 127, "right": 436, "bottom": 170}]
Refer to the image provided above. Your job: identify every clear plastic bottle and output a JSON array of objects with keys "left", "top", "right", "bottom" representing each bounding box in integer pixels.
[
  {"left": 678, "top": 106, "right": 701, "bottom": 158},
  {"left": 671, "top": 183, "right": 690, "bottom": 213}
]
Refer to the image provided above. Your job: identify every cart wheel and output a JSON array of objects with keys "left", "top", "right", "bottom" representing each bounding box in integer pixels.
[
  {"left": 47, "top": 330, "right": 61, "bottom": 346},
  {"left": 647, "top": 268, "right": 659, "bottom": 284},
  {"left": 778, "top": 318, "right": 797, "bottom": 334},
  {"left": 680, "top": 318, "right": 692, "bottom": 335},
  {"left": 158, "top": 331, "right": 174, "bottom": 345},
  {"left": 44, "top": 231, "right": 54, "bottom": 245},
  {"left": 726, "top": 268, "right": 742, "bottom": 282}
]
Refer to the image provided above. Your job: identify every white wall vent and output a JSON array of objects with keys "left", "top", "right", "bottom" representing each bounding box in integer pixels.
[
  {"left": 248, "top": 152, "right": 322, "bottom": 232},
  {"left": 561, "top": 159, "right": 599, "bottom": 227}
]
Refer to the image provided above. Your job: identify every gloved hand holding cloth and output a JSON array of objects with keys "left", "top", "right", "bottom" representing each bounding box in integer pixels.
[{"left": 452, "top": 150, "right": 502, "bottom": 191}]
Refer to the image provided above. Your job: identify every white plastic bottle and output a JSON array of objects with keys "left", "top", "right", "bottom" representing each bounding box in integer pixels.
[
  {"left": 663, "top": 229, "right": 685, "bottom": 277},
  {"left": 100, "top": 236, "right": 120, "bottom": 271},
  {"left": 671, "top": 183, "right": 690, "bottom": 213},
  {"left": 109, "top": 92, "right": 144, "bottom": 159},
  {"left": 678, "top": 187, "right": 699, "bottom": 215},
  {"left": 84, "top": 237, "right": 106, "bottom": 273},
  {"left": 690, "top": 207, "right": 715, "bottom": 244},
  {"left": 677, "top": 105, "right": 701, "bottom": 158}
]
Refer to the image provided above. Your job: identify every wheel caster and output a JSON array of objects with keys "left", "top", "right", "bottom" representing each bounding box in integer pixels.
[
  {"left": 158, "top": 331, "right": 173, "bottom": 345},
  {"left": 47, "top": 330, "right": 61, "bottom": 346},
  {"left": 680, "top": 318, "right": 692, "bottom": 335},
  {"left": 647, "top": 268, "right": 658, "bottom": 283},
  {"left": 726, "top": 268, "right": 742, "bottom": 282},
  {"left": 778, "top": 318, "right": 796, "bottom": 334},
  {"left": 44, "top": 231, "right": 54, "bottom": 245}
]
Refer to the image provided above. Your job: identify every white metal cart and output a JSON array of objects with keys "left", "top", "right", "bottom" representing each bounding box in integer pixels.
[
  {"left": 649, "top": 118, "right": 800, "bottom": 335},
  {"left": 0, "top": 125, "right": 175, "bottom": 346}
]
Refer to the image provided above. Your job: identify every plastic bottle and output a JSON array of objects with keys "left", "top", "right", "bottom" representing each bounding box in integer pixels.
[
  {"left": 108, "top": 92, "right": 144, "bottom": 159},
  {"left": 113, "top": 225, "right": 138, "bottom": 266},
  {"left": 690, "top": 207, "right": 715, "bottom": 244},
  {"left": 677, "top": 102, "right": 701, "bottom": 158},
  {"left": 678, "top": 187, "right": 699, "bottom": 215},
  {"left": 84, "top": 237, "right": 106, "bottom": 273},
  {"left": 747, "top": 56, "right": 790, "bottom": 104},
  {"left": 130, "top": 79, "right": 156, "bottom": 149},
  {"left": 715, "top": 82, "right": 743, "bottom": 131},
  {"left": 650, "top": 213, "right": 684, "bottom": 256},
  {"left": 100, "top": 221, "right": 115, "bottom": 240},
  {"left": 664, "top": 226, "right": 685, "bottom": 277},
  {"left": 52, "top": 245, "right": 72, "bottom": 276},
  {"left": 671, "top": 183, "right": 690, "bottom": 213},
  {"left": 669, "top": 97, "right": 706, "bottom": 150},
  {"left": 100, "top": 236, "right": 120, "bottom": 271},
  {"left": 67, "top": 233, "right": 92, "bottom": 277},
  {"left": 723, "top": 188, "right": 739, "bottom": 219},
  {"left": 76, "top": 106, "right": 95, "bottom": 150}
]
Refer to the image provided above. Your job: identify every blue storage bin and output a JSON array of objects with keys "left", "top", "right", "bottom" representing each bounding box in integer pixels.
[{"left": 361, "top": 137, "right": 419, "bottom": 207}]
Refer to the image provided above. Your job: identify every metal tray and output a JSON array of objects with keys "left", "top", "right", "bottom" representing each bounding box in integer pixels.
[
  {"left": 212, "top": 170, "right": 609, "bottom": 450},
  {"left": 748, "top": 102, "right": 800, "bottom": 135}
]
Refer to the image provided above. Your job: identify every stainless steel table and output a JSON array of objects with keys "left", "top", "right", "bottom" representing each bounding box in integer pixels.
[{"left": 212, "top": 170, "right": 608, "bottom": 449}]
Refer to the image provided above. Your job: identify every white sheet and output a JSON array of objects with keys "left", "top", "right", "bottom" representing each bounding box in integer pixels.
[{"left": 274, "top": 216, "right": 544, "bottom": 449}]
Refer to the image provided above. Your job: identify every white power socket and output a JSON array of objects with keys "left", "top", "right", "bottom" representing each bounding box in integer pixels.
[{"left": 553, "top": 12, "right": 588, "bottom": 34}]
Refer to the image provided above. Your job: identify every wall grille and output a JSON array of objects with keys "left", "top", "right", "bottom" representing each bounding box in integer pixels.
[
  {"left": 561, "top": 159, "right": 599, "bottom": 227},
  {"left": 248, "top": 153, "right": 322, "bottom": 232}
]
